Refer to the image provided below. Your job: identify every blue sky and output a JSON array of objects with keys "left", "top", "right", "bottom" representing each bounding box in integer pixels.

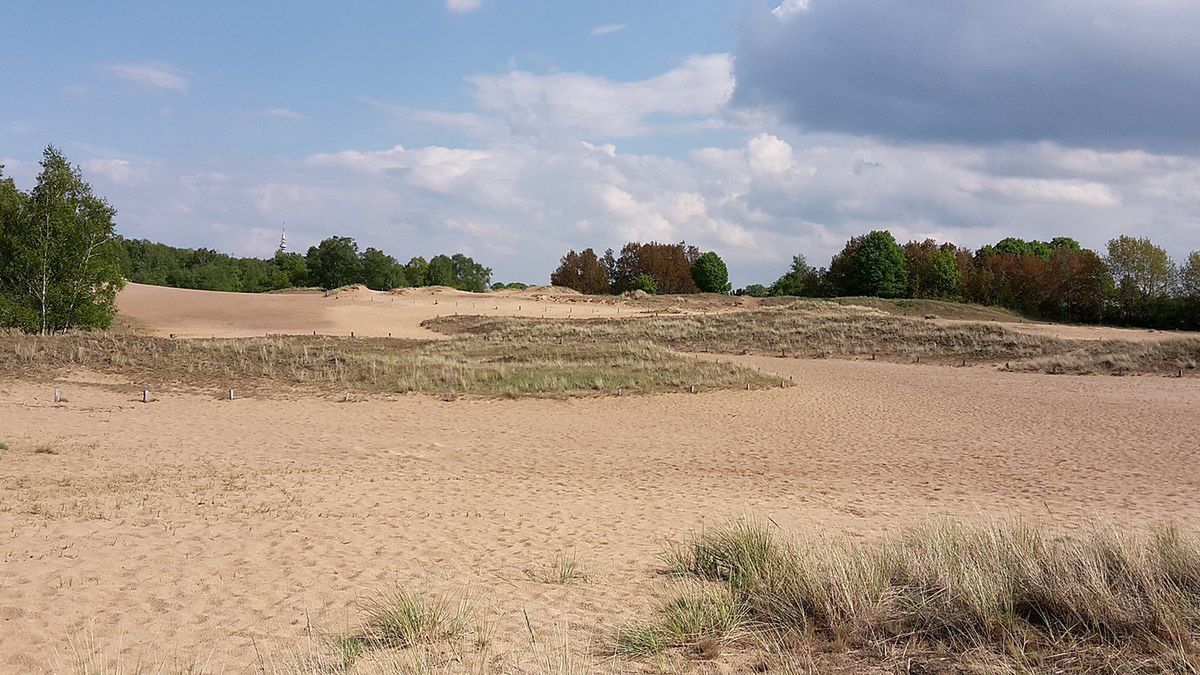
[{"left": 3, "top": 0, "right": 1199, "bottom": 285}]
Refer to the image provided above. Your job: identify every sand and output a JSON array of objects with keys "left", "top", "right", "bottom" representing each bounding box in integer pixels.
[
  {"left": 2, "top": 285, "right": 1199, "bottom": 671},
  {"left": 114, "top": 283, "right": 636, "bottom": 340}
]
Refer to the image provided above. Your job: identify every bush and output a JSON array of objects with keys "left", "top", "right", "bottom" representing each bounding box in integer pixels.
[{"left": 690, "top": 251, "right": 731, "bottom": 294}]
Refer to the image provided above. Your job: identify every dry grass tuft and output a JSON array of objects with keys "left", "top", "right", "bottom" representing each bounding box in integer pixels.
[
  {"left": 648, "top": 519, "right": 1200, "bottom": 672},
  {"left": 616, "top": 582, "right": 746, "bottom": 658},
  {"left": 527, "top": 551, "right": 587, "bottom": 585}
]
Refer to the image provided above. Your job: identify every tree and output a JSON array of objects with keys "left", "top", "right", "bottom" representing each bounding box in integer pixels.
[
  {"left": 272, "top": 251, "right": 309, "bottom": 287},
  {"left": 612, "top": 241, "right": 700, "bottom": 294},
  {"left": 831, "top": 230, "right": 908, "bottom": 298},
  {"left": 450, "top": 253, "right": 492, "bottom": 292},
  {"left": 404, "top": 257, "right": 429, "bottom": 287},
  {"left": 305, "top": 236, "right": 362, "bottom": 290},
  {"left": 630, "top": 273, "right": 658, "bottom": 294},
  {"left": 925, "top": 250, "right": 961, "bottom": 298},
  {"left": 690, "top": 251, "right": 731, "bottom": 294},
  {"left": 1106, "top": 235, "right": 1176, "bottom": 322},
  {"left": 360, "top": 247, "right": 407, "bottom": 291},
  {"left": 0, "top": 146, "right": 124, "bottom": 333},
  {"left": 550, "top": 248, "right": 612, "bottom": 294},
  {"left": 769, "top": 255, "right": 822, "bottom": 296},
  {"left": 1180, "top": 251, "right": 1200, "bottom": 300},
  {"left": 741, "top": 283, "right": 770, "bottom": 297},
  {"left": 425, "top": 254, "right": 455, "bottom": 287}
]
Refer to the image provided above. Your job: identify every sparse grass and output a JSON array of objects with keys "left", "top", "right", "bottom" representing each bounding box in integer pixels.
[
  {"left": 33, "top": 445, "right": 58, "bottom": 455},
  {"left": 428, "top": 302, "right": 1068, "bottom": 363},
  {"left": 0, "top": 332, "right": 771, "bottom": 397},
  {"left": 527, "top": 551, "right": 587, "bottom": 584},
  {"left": 1012, "top": 337, "right": 1200, "bottom": 375},
  {"left": 429, "top": 302, "right": 1200, "bottom": 374},
  {"left": 649, "top": 519, "right": 1200, "bottom": 672},
  {"left": 0, "top": 441, "right": 8, "bottom": 451}
]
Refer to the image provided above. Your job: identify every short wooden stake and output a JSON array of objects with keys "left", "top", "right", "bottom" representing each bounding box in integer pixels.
[
  {"left": 351, "top": 331, "right": 355, "bottom": 338},
  {"left": 228, "top": 388, "right": 235, "bottom": 401},
  {"left": 1179, "top": 368, "right": 1185, "bottom": 378},
  {"left": 142, "top": 389, "right": 150, "bottom": 403},
  {"left": 780, "top": 378, "right": 786, "bottom": 388},
  {"left": 745, "top": 383, "right": 751, "bottom": 391},
  {"left": 53, "top": 388, "right": 61, "bottom": 403},
  {"left": 690, "top": 385, "right": 696, "bottom": 394}
]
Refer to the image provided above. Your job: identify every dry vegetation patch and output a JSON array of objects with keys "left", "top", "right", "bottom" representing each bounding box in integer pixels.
[
  {"left": 0, "top": 332, "right": 771, "bottom": 397},
  {"left": 638, "top": 519, "right": 1200, "bottom": 672},
  {"left": 427, "top": 302, "right": 1200, "bottom": 374}
]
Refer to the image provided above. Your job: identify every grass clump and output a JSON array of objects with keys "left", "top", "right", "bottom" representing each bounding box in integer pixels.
[
  {"left": 358, "top": 586, "right": 475, "bottom": 649},
  {"left": 650, "top": 519, "right": 1200, "bottom": 671},
  {"left": 527, "top": 552, "right": 587, "bottom": 585},
  {"left": 616, "top": 583, "right": 745, "bottom": 658}
]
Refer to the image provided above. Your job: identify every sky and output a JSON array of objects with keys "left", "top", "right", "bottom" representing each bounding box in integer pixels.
[{"left": 2, "top": 0, "right": 1199, "bottom": 286}]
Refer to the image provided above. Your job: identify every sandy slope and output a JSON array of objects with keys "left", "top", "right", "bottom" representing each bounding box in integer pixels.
[
  {"left": 2, "top": 359, "right": 1198, "bottom": 670},
  {"left": 114, "top": 283, "right": 635, "bottom": 340}
]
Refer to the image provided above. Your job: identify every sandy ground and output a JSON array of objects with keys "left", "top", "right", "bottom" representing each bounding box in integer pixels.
[
  {"left": 3, "top": 285, "right": 1199, "bottom": 671},
  {"left": 115, "top": 283, "right": 638, "bottom": 340}
]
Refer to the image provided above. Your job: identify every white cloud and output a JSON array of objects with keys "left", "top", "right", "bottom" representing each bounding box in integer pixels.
[
  {"left": 102, "top": 62, "right": 189, "bottom": 93},
  {"left": 82, "top": 158, "right": 149, "bottom": 186},
  {"left": 591, "top": 23, "right": 627, "bottom": 36},
  {"left": 466, "top": 53, "right": 734, "bottom": 138},
  {"left": 771, "top": 0, "right": 810, "bottom": 19},
  {"left": 57, "top": 54, "right": 1200, "bottom": 287},
  {"left": 263, "top": 107, "right": 306, "bottom": 120},
  {"left": 445, "top": 0, "right": 482, "bottom": 14}
]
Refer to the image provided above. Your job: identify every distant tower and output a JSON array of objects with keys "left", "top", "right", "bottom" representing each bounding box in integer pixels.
[{"left": 277, "top": 224, "right": 288, "bottom": 254}]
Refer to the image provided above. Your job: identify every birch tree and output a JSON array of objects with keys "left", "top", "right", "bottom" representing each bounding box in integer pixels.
[{"left": 0, "top": 146, "right": 124, "bottom": 333}]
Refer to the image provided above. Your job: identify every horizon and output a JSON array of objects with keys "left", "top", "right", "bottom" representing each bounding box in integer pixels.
[{"left": 3, "top": 0, "right": 1199, "bottom": 287}]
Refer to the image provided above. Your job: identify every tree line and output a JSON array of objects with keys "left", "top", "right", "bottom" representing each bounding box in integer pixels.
[
  {"left": 742, "top": 230, "right": 1200, "bottom": 330},
  {"left": 119, "top": 235, "right": 493, "bottom": 294},
  {"left": 550, "top": 242, "right": 731, "bottom": 295}
]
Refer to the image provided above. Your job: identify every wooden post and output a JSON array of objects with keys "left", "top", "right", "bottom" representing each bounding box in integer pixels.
[
  {"left": 745, "top": 383, "right": 751, "bottom": 391},
  {"left": 53, "top": 388, "right": 61, "bottom": 403},
  {"left": 142, "top": 389, "right": 150, "bottom": 403},
  {"left": 228, "top": 388, "right": 235, "bottom": 401},
  {"left": 351, "top": 331, "right": 355, "bottom": 338},
  {"left": 690, "top": 385, "right": 696, "bottom": 394},
  {"left": 780, "top": 378, "right": 786, "bottom": 388}
]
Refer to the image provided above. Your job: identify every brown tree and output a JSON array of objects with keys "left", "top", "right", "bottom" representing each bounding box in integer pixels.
[
  {"left": 612, "top": 241, "right": 701, "bottom": 294},
  {"left": 550, "top": 248, "right": 613, "bottom": 294}
]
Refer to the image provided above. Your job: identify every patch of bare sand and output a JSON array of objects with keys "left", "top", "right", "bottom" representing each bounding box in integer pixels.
[
  {"left": 115, "top": 282, "right": 636, "bottom": 340},
  {"left": 1, "top": 359, "right": 1197, "bottom": 670}
]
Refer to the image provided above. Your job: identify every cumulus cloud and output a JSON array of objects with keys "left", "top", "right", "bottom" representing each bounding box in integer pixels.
[
  {"left": 445, "top": 0, "right": 482, "bottom": 14},
  {"left": 466, "top": 53, "right": 734, "bottom": 138},
  {"left": 737, "top": 0, "right": 1200, "bottom": 151},
  {"left": 102, "top": 62, "right": 189, "bottom": 93},
  {"left": 591, "top": 24, "right": 627, "bottom": 36},
  {"left": 63, "top": 50, "right": 1200, "bottom": 286}
]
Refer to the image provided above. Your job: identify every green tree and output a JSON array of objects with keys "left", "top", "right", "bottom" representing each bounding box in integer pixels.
[
  {"left": 925, "top": 250, "right": 961, "bottom": 298},
  {"left": 769, "top": 254, "right": 822, "bottom": 296},
  {"left": 1105, "top": 235, "right": 1176, "bottom": 321},
  {"left": 404, "top": 257, "right": 429, "bottom": 287},
  {"left": 0, "top": 146, "right": 124, "bottom": 333},
  {"left": 835, "top": 230, "right": 908, "bottom": 298},
  {"left": 690, "top": 251, "right": 731, "bottom": 294},
  {"left": 630, "top": 273, "right": 658, "bottom": 294},
  {"left": 1180, "top": 251, "right": 1200, "bottom": 300},
  {"left": 450, "top": 253, "right": 492, "bottom": 292},
  {"left": 741, "top": 283, "right": 770, "bottom": 298},
  {"left": 360, "top": 247, "right": 407, "bottom": 291},
  {"left": 424, "top": 254, "right": 455, "bottom": 287},
  {"left": 272, "top": 251, "right": 309, "bottom": 287},
  {"left": 305, "top": 236, "right": 362, "bottom": 290}
]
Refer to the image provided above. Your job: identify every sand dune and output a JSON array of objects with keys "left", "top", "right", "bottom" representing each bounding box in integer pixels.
[
  {"left": 2, "top": 284, "right": 1198, "bottom": 670},
  {"left": 115, "top": 282, "right": 635, "bottom": 340}
]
